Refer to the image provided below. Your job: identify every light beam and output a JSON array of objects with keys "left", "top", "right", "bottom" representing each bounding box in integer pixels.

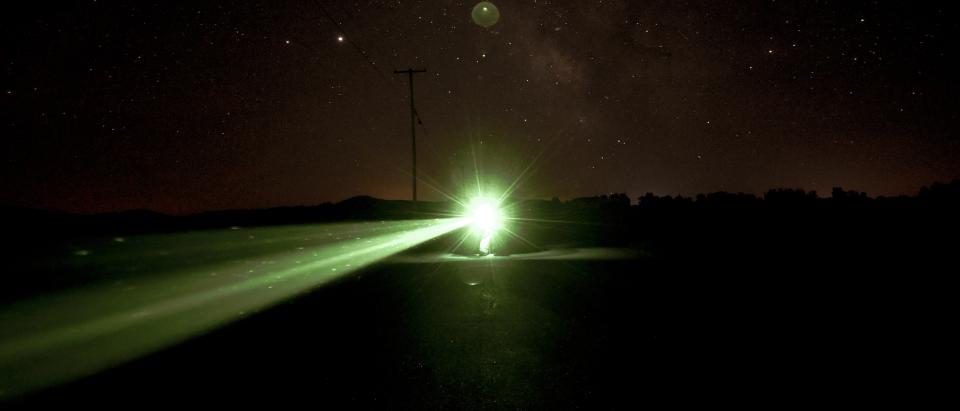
[{"left": 0, "top": 217, "right": 467, "bottom": 398}]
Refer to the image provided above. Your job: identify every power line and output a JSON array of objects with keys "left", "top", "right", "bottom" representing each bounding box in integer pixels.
[
  {"left": 308, "top": 0, "right": 393, "bottom": 86},
  {"left": 395, "top": 69, "right": 427, "bottom": 208},
  {"left": 306, "top": 1, "right": 445, "bottom": 206},
  {"left": 414, "top": 109, "right": 432, "bottom": 141}
]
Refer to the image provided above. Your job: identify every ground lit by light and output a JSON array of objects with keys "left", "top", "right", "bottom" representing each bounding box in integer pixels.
[{"left": 0, "top": 218, "right": 468, "bottom": 398}]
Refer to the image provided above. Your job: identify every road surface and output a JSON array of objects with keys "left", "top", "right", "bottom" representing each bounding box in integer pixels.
[{"left": 1, "top": 222, "right": 948, "bottom": 408}]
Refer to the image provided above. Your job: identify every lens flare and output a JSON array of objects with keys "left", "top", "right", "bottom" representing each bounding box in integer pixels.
[
  {"left": 467, "top": 198, "right": 503, "bottom": 233},
  {"left": 471, "top": 2, "right": 500, "bottom": 28},
  {"left": 465, "top": 197, "right": 504, "bottom": 254}
]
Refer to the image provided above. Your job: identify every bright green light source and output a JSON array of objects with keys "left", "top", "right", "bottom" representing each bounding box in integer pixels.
[
  {"left": 466, "top": 198, "right": 503, "bottom": 234},
  {"left": 465, "top": 197, "right": 504, "bottom": 254}
]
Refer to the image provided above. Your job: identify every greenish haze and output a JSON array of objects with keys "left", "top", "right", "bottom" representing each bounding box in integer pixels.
[
  {"left": 471, "top": 2, "right": 500, "bottom": 28},
  {"left": 0, "top": 218, "right": 467, "bottom": 398}
]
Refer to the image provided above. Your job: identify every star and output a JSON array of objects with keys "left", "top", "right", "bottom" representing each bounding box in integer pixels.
[{"left": 2, "top": 0, "right": 955, "bottom": 213}]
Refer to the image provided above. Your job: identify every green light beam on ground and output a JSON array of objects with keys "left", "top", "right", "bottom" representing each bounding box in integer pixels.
[{"left": 0, "top": 218, "right": 467, "bottom": 399}]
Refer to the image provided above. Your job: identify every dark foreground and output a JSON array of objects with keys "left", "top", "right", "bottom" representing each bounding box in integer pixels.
[{"left": 5, "top": 234, "right": 951, "bottom": 409}]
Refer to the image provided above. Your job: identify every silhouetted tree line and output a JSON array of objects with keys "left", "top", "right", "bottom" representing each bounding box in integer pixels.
[
  {"left": 506, "top": 179, "right": 960, "bottom": 260},
  {"left": 4, "top": 180, "right": 958, "bottom": 262}
]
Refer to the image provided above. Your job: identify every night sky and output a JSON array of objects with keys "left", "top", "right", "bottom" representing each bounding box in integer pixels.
[{"left": 3, "top": 0, "right": 958, "bottom": 214}]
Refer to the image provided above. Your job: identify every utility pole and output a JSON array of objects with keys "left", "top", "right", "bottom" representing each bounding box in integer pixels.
[{"left": 394, "top": 68, "right": 426, "bottom": 209}]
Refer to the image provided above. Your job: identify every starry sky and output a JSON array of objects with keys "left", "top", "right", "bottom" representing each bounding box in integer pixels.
[{"left": 3, "top": 0, "right": 958, "bottom": 214}]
